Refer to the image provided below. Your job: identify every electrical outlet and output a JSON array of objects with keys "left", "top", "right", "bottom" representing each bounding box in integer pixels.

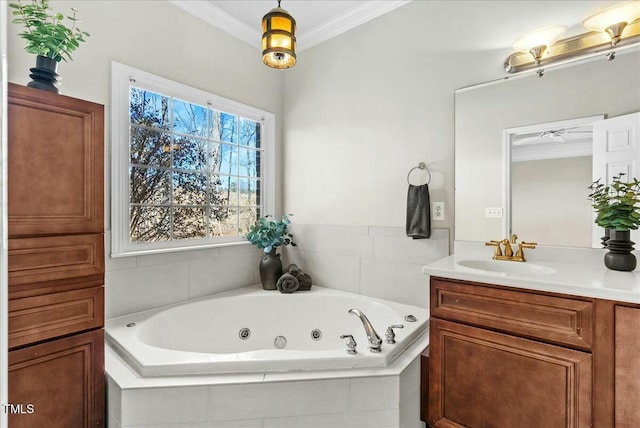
[
  {"left": 433, "top": 202, "right": 445, "bottom": 221},
  {"left": 485, "top": 207, "right": 503, "bottom": 218}
]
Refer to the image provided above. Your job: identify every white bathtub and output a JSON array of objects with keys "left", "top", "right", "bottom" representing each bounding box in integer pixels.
[{"left": 106, "top": 285, "right": 429, "bottom": 376}]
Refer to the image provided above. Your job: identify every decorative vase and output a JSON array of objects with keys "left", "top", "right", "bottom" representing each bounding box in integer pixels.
[
  {"left": 604, "top": 229, "right": 637, "bottom": 272},
  {"left": 259, "top": 249, "right": 282, "bottom": 290},
  {"left": 27, "top": 55, "right": 61, "bottom": 93}
]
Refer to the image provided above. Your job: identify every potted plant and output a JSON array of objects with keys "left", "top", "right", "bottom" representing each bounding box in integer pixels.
[
  {"left": 10, "top": 0, "right": 90, "bottom": 93},
  {"left": 246, "top": 214, "right": 297, "bottom": 290},
  {"left": 588, "top": 173, "right": 640, "bottom": 271}
]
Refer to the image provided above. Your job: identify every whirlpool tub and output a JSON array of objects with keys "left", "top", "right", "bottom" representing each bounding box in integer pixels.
[{"left": 106, "top": 285, "right": 430, "bottom": 376}]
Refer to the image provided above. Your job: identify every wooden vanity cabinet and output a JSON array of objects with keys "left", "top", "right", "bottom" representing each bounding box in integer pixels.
[
  {"left": 7, "top": 83, "right": 105, "bottom": 428},
  {"left": 426, "top": 276, "right": 640, "bottom": 428}
]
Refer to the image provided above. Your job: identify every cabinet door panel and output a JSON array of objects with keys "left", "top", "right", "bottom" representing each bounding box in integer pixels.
[
  {"left": 429, "top": 318, "right": 592, "bottom": 428},
  {"left": 7, "top": 83, "right": 104, "bottom": 237},
  {"left": 615, "top": 305, "right": 640, "bottom": 428},
  {"left": 8, "top": 329, "right": 104, "bottom": 428}
]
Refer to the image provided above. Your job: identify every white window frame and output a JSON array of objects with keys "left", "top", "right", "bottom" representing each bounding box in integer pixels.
[{"left": 111, "top": 61, "right": 275, "bottom": 257}]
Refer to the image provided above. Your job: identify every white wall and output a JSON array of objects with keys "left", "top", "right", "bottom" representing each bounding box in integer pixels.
[
  {"left": 7, "top": 1, "right": 284, "bottom": 317},
  {"left": 512, "top": 156, "right": 593, "bottom": 247}
]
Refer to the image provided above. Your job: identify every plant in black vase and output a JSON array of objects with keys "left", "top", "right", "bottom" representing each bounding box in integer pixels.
[
  {"left": 246, "top": 214, "right": 297, "bottom": 290},
  {"left": 588, "top": 173, "right": 640, "bottom": 271},
  {"left": 10, "top": 0, "right": 90, "bottom": 93}
]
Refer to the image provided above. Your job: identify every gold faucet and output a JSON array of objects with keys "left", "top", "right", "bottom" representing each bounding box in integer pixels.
[{"left": 485, "top": 234, "right": 537, "bottom": 262}]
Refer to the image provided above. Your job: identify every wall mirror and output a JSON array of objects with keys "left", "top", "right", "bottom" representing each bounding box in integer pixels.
[{"left": 454, "top": 50, "right": 640, "bottom": 248}]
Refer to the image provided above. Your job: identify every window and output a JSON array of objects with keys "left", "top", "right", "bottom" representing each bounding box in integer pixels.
[{"left": 111, "top": 62, "right": 275, "bottom": 257}]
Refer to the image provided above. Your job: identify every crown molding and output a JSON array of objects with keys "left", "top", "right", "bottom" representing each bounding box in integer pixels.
[
  {"left": 169, "top": 0, "right": 261, "bottom": 49},
  {"left": 297, "top": 1, "right": 412, "bottom": 51},
  {"left": 169, "top": 0, "right": 412, "bottom": 52}
]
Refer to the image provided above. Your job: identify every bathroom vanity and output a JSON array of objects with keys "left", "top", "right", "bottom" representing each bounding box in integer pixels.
[{"left": 421, "top": 254, "right": 640, "bottom": 428}]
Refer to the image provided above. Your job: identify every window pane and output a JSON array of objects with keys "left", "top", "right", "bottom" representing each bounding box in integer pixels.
[
  {"left": 173, "top": 206, "right": 207, "bottom": 240},
  {"left": 239, "top": 178, "right": 259, "bottom": 206},
  {"left": 173, "top": 136, "right": 207, "bottom": 171},
  {"left": 210, "top": 208, "right": 238, "bottom": 237},
  {"left": 130, "top": 127, "right": 171, "bottom": 167},
  {"left": 130, "top": 167, "right": 170, "bottom": 204},
  {"left": 173, "top": 172, "right": 207, "bottom": 205},
  {"left": 173, "top": 99, "right": 208, "bottom": 138},
  {"left": 130, "top": 87, "right": 169, "bottom": 129},
  {"left": 216, "top": 143, "right": 238, "bottom": 175},
  {"left": 240, "top": 118, "right": 260, "bottom": 148},
  {"left": 130, "top": 206, "right": 170, "bottom": 242},
  {"left": 215, "top": 111, "right": 238, "bottom": 143},
  {"left": 211, "top": 175, "right": 238, "bottom": 206},
  {"left": 238, "top": 207, "right": 260, "bottom": 235},
  {"left": 239, "top": 147, "right": 260, "bottom": 177}
]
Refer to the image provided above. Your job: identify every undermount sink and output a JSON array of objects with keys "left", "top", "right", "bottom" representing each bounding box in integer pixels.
[{"left": 456, "top": 259, "right": 556, "bottom": 276}]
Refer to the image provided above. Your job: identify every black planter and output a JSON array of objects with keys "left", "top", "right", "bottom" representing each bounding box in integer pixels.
[
  {"left": 601, "top": 228, "right": 611, "bottom": 249},
  {"left": 27, "top": 55, "right": 61, "bottom": 93},
  {"left": 259, "top": 249, "right": 282, "bottom": 290},
  {"left": 604, "top": 229, "right": 637, "bottom": 272}
]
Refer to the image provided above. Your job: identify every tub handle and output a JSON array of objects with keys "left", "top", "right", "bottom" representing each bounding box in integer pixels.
[
  {"left": 385, "top": 325, "right": 404, "bottom": 344},
  {"left": 340, "top": 334, "right": 358, "bottom": 355}
]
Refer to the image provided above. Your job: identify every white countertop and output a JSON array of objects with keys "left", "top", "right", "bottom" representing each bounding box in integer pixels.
[{"left": 423, "top": 251, "right": 640, "bottom": 304}]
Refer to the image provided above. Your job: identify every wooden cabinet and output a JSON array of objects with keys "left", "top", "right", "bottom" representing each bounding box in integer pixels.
[
  {"left": 7, "top": 83, "right": 105, "bottom": 428},
  {"left": 8, "top": 330, "right": 104, "bottom": 428},
  {"left": 425, "top": 276, "right": 640, "bottom": 428}
]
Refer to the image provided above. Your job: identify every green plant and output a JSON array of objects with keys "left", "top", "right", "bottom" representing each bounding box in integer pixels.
[
  {"left": 10, "top": 0, "right": 89, "bottom": 62},
  {"left": 588, "top": 173, "right": 640, "bottom": 230},
  {"left": 245, "top": 214, "right": 297, "bottom": 253}
]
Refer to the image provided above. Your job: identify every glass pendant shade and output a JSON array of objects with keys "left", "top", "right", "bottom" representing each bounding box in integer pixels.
[
  {"left": 512, "top": 26, "right": 566, "bottom": 64},
  {"left": 262, "top": 4, "right": 297, "bottom": 69},
  {"left": 583, "top": 2, "right": 640, "bottom": 45}
]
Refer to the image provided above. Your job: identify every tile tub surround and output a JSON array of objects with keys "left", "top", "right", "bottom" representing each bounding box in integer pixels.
[
  {"left": 105, "top": 225, "right": 449, "bottom": 319},
  {"left": 283, "top": 225, "right": 449, "bottom": 308},
  {"left": 106, "top": 328, "right": 428, "bottom": 428}
]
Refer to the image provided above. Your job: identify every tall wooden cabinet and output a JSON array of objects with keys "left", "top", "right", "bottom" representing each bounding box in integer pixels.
[
  {"left": 423, "top": 276, "right": 640, "bottom": 428},
  {"left": 7, "top": 83, "right": 105, "bottom": 428}
]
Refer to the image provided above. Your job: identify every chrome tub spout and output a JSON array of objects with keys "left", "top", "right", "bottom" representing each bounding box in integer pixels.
[{"left": 348, "top": 308, "right": 382, "bottom": 353}]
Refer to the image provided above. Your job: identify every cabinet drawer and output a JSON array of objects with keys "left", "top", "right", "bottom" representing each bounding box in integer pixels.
[
  {"left": 9, "top": 286, "right": 104, "bottom": 349},
  {"left": 9, "top": 233, "right": 104, "bottom": 287},
  {"left": 431, "top": 277, "right": 593, "bottom": 350}
]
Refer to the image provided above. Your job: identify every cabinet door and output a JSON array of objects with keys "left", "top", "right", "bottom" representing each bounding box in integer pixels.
[
  {"left": 8, "top": 329, "right": 105, "bottom": 428},
  {"left": 615, "top": 305, "right": 640, "bottom": 428},
  {"left": 7, "top": 83, "right": 104, "bottom": 237},
  {"left": 429, "top": 318, "right": 592, "bottom": 428}
]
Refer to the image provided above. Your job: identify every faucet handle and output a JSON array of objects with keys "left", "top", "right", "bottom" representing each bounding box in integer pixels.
[
  {"left": 340, "top": 334, "right": 357, "bottom": 354},
  {"left": 485, "top": 240, "right": 503, "bottom": 257},
  {"left": 515, "top": 241, "right": 537, "bottom": 261},
  {"left": 385, "top": 325, "right": 404, "bottom": 344}
]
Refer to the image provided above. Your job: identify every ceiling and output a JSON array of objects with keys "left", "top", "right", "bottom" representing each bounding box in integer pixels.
[
  {"left": 168, "top": 0, "right": 411, "bottom": 51},
  {"left": 169, "top": 1, "right": 624, "bottom": 54}
]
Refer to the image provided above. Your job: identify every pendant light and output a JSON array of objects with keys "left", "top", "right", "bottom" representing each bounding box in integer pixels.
[{"left": 262, "top": 0, "right": 297, "bottom": 69}]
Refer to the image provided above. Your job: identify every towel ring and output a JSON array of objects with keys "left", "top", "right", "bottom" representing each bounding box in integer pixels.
[{"left": 407, "top": 162, "right": 431, "bottom": 185}]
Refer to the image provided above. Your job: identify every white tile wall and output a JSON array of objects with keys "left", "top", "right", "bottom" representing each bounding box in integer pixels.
[
  {"left": 105, "top": 225, "right": 448, "bottom": 318},
  {"left": 105, "top": 232, "right": 261, "bottom": 318},
  {"left": 284, "top": 225, "right": 449, "bottom": 308}
]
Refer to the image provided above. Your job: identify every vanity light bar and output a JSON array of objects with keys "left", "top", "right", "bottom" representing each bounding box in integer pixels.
[{"left": 505, "top": 19, "right": 640, "bottom": 73}]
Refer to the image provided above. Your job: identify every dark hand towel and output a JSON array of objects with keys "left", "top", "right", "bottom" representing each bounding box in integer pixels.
[
  {"left": 406, "top": 184, "right": 431, "bottom": 239},
  {"left": 276, "top": 273, "right": 300, "bottom": 293}
]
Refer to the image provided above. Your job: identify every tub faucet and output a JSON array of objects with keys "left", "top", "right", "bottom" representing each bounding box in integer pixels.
[{"left": 348, "top": 308, "right": 383, "bottom": 353}]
